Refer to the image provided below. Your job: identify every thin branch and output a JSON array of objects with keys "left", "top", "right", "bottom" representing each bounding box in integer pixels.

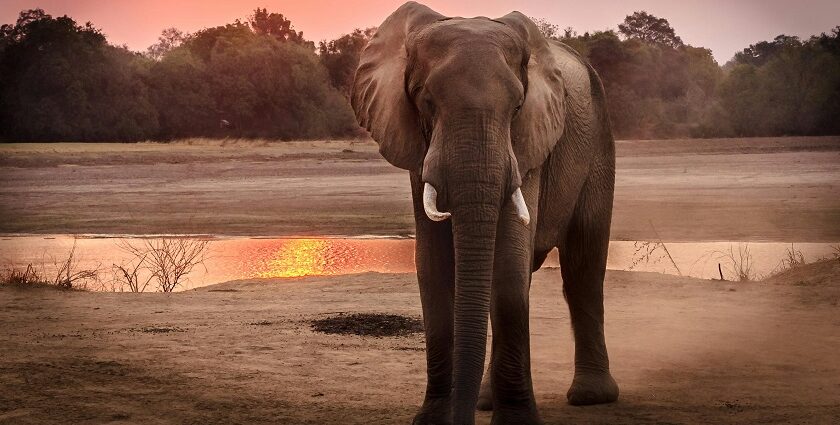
[{"left": 648, "top": 220, "right": 682, "bottom": 276}]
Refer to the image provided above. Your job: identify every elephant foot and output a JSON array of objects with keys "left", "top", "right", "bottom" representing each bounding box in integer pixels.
[
  {"left": 413, "top": 397, "right": 452, "bottom": 425},
  {"left": 566, "top": 370, "right": 619, "bottom": 406},
  {"left": 491, "top": 408, "right": 542, "bottom": 425}
]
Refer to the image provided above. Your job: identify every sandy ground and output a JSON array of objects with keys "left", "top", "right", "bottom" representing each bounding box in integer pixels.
[
  {"left": 1, "top": 136, "right": 838, "bottom": 241},
  {"left": 1, "top": 260, "right": 838, "bottom": 424},
  {"left": 1, "top": 137, "right": 839, "bottom": 424}
]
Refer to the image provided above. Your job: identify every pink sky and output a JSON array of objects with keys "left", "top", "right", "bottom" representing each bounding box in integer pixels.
[{"left": 2, "top": 0, "right": 838, "bottom": 63}]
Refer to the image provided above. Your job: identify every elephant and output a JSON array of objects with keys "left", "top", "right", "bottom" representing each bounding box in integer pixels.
[{"left": 351, "top": 2, "right": 618, "bottom": 424}]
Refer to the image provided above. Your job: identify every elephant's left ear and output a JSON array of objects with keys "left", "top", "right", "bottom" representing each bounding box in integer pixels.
[{"left": 497, "top": 12, "right": 565, "bottom": 177}]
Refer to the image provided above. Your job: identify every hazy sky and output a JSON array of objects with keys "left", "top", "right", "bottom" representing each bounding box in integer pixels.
[{"left": 2, "top": 0, "right": 838, "bottom": 63}]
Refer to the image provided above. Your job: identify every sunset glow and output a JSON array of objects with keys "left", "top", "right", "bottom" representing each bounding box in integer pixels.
[
  {"left": 240, "top": 238, "right": 416, "bottom": 279},
  {"left": 2, "top": 0, "right": 839, "bottom": 63},
  {"left": 257, "top": 238, "right": 333, "bottom": 278}
]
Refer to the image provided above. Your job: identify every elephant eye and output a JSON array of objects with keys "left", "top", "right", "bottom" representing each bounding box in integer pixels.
[{"left": 513, "top": 104, "right": 522, "bottom": 115}]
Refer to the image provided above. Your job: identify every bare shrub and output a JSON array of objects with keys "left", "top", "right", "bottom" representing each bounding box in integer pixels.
[
  {"left": 628, "top": 220, "right": 682, "bottom": 276},
  {"left": 628, "top": 241, "right": 668, "bottom": 270},
  {"left": 780, "top": 243, "right": 806, "bottom": 270},
  {"left": 763, "top": 243, "right": 808, "bottom": 279},
  {"left": 713, "top": 243, "right": 756, "bottom": 282},
  {"left": 111, "top": 254, "right": 153, "bottom": 293},
  {"left": 0, "top": 264, "right": 43, "bottom": 286},
  {"left": 51, "top": 240, "right": 101, "bottom": 289},
  {"left": 1, "top": 240, "right": 101, "bottom": 290},
  {"left": 117, "top": 238, "right": 209, "bottom": 292}
]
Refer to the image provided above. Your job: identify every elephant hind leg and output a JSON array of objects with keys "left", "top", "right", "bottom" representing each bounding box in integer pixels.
[{"left": 558, "top": 161, "right": 618, "bottom": 406}]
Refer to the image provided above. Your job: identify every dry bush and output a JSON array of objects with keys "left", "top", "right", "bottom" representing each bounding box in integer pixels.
[
  {"left": 781, "top": 243, "right": 806, "bottom": 269},
  {"left": 628, "top": 221, "right": 682, "bottom": 276},
  {"left": 629, "top": 241, "right": 669, "bottom": 271},
  {"left": 713, "top": 243, "right": 756, "bottom": 281},
  {"left": 0, "top": 263, "right": 43, "bottom": 286},
  {"left": 111, "top": 254, "right": 153, "bottom": 293},
  {"left": 764, "top": 243, "right": 807, "bottom": 279},
  {"left": 1, "top": 240, "right": 101, "bottom": 290},
  {"left": 117, "top": 238, "right": 209, "bottom": 292},
  {"left": 51, "top": 240, "right": 102, "bottom": 289}
]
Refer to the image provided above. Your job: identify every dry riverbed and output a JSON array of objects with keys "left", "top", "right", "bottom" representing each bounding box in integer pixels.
[
  {"left": 1, "top": 136, "right": 838, "bottom": 241},
  {"left": 1, "top": 261, "right": 839, "bottom": 424},
  {"left": 1, "top": 137, "right": 839, "bottom": 424}
]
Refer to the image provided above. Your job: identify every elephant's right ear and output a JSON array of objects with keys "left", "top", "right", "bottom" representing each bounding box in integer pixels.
[{"left": 351, "top": 2, "right": 443, "bottom": 170}]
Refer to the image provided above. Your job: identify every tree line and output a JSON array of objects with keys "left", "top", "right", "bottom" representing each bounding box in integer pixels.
[
  {"left": 544, "top": 12, "right": 840, "bottom": 138},
  {"left": 0, "top": 8, "right": 838, "bottom": 142}
]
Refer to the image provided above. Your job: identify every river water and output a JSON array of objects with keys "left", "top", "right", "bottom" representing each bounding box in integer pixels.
[{"left": 1, "top": 235, "right": 836, "bottom": 291}]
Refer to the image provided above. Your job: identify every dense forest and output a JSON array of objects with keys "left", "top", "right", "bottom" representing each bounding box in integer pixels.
[{"left": 0, "top": 8, "right": 838, "bottom": 141}]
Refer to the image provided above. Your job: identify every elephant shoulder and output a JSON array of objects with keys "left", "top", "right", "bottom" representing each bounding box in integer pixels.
[
  {"left": 546, "top": 40, "right": 614, "bottom": 155},
  {"left": 546, "top": 40, "right": 596, "bottom": 107}
]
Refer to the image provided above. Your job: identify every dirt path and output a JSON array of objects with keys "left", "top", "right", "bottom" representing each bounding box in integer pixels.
[
  {"left": 2, "top": 261, "right": 838, "bottom": 424},
  {"left": 1, "top": 137, "right": 838, "bottom": 241}
]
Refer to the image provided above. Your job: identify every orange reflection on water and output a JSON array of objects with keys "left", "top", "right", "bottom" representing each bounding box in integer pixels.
[
  {"left": 259, "top": 238, "right": 331, "bottom": 278},
  {"left": 238, "top": 238, "right": 415, "bottom": 279}
]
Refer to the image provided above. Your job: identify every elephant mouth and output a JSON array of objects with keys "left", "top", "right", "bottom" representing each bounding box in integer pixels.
[{"left": 422, "top": 181, "right": 530, "bottom": 225}]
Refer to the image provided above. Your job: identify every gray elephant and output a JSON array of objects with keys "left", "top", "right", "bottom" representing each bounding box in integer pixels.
[{"left": 351, "top": 2, "right": 618, "bottom": 424}]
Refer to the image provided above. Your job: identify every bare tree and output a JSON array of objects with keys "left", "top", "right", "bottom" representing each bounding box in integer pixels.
[
  {"left": 117, "top": 238, "right": 209, "bottom": 292},
  {"left": 112, "top": 252, "right": 153, "bottom": 293},
  {"left": 529, "top": 17, "right": 560, "bottom": 40}
]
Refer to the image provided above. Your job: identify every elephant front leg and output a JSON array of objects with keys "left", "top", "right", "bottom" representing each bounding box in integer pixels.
[
  {"left": 559, "top": 168, "right": 619, "bottom": 406},
  {"left": 410, "top": 173, "right": 456, "bottom": 425},
  {"left": 486, "top": 175, "right": 541, "bottom": 424}
]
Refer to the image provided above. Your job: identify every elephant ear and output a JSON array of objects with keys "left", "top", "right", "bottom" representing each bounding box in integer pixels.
[
  {"left": 351, "top": 2, "right": 444, "bottom": 170},
  {"left": 497, "top": 12, "right": 566, "bottom": 177}
]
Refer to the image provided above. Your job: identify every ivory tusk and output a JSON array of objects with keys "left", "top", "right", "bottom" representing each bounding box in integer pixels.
[
  {"left": 423, "top": 182, "right": 451, "bottom": 222},
  {"left": 511, "top": 187, "right": 530, "bottom": 225}
]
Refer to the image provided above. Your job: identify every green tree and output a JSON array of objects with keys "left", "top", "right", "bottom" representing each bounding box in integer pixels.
[
  {"left": 147, "top": 47, "right": 215, "bottom": 137},
  {"left": 618, "top": 11, "right": 684, "bottom": 48},
  {"left": 556, "top": 12, "right": 725, "bottom": 139},
  {"left": 150, "top": 12, "right": 357, "bottom": 139},
  {"left": 318, "top": 27, "right": 376, "bottom": 97},
  {"left": 249, "top": 8, "right": 313, "bottom": 49},
  {"left": 146, "top": 27, "right": 186, "bottom": 60},
  {"left": 0, "top": 9, "right": 157, "bottom": 141},
  {"left": 720, "top": 29, "right": 840, "bottom": 136},
  {"left": 733, "top": 34, "right": 800, "bottom": 67}
]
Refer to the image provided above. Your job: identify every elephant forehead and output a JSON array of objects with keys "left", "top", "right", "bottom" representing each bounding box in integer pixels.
[{"left": 411, "top": 17, "right": 522, "bottom": 57}]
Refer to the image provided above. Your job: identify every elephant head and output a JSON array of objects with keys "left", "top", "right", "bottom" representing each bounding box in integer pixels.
[{"left": 351, "top": 1, "right": 565, "bottom": 418}]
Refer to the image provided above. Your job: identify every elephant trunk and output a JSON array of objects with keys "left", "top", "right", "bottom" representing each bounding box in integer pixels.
[
  {"left": 423, "top": 113, "right": 521, "bottom": 423},
  {"left": 449, "top": 193, "right": 499, "bottom": 423}
]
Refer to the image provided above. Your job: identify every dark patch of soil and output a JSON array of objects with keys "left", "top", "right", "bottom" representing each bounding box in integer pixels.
[
  {"left": 311, "top": 313, "right": 423, "bottom": 337},
  {"left": 134, "top": 326, "right": 184, "bottom": 334}
]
